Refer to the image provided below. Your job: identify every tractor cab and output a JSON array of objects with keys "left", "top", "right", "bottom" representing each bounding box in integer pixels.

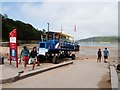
[{"left": 38, "top": 32, "right": 60, "bottom": 55}]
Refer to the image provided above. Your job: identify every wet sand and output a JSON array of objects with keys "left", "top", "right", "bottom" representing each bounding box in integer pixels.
[
  {"left": 76, "top": 45, "right": 118, "bottom": 89},
  {"left": 77, "top": 46, "right": 118, "bottom": 63}
]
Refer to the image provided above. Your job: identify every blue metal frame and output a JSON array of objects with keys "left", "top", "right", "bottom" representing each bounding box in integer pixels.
[{"left": 38, "top": 31, "right": 79, "bottom": 55}]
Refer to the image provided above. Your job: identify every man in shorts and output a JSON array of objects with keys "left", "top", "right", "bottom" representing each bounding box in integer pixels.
[
  {"left": 20, "top": 46, "right": 30, "bottom": 70},
  {"left": 103, "top": 48, "right": 109, "bottom": 63}
]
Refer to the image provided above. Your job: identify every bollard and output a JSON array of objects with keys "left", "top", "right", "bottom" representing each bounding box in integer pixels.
[{"left": 110, "top": 66, "right": 119, "bottom": 89}]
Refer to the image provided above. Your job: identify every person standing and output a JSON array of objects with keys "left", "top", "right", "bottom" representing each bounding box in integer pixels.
[
  {"left": 20, "top": 46, "right": 30, "bottom": 70},
  {"left": 103, "top": 48, "right": 109, "bottom": 63},
  {"left": 30, "top": 47, "right": 37, "bottom": 70},
  {"left": 97, "top": 49, "right": 102, "bottom": 62}
]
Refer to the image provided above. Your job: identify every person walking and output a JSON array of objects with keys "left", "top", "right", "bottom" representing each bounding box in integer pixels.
[
  {"left": 20, "top": 46, "right": 30, "bottom": 70},
  {"left": 30, "top": 47, "right": 37, "bottom": 70},
  {"left": 97, "top": 49, "right": 102, "bottom": 62},
  {"left": 103, "top": 48, "right": 109, "bottom": 63}
]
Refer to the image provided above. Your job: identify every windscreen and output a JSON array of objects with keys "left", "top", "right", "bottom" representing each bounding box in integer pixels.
[{"left": 40, "top": 43, "right": 45, "bottom": 48}]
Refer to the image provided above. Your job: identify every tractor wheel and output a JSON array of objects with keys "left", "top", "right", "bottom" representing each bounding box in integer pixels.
[
  {"left": 71, "top": 54, "right": 76, "bottom": 60},
  {"left": 52, "top": 56, "right": 60, "bottom": 64},
  {"left": 117, "top": 64, "right": 120, "bottom": 70}
]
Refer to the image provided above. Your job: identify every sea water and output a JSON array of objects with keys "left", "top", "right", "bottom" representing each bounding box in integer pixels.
[{"left": 79, "top": 41, "right": 119, "bottom": 47}]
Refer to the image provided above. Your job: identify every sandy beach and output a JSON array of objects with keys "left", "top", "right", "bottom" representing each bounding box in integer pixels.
[
  {"left": 77, "top": 45, "right": 118, "bottom": 61},
  {"left": 0, "top": 43, "right": 119, "bottom": 69},
  {"left": 0, "top": 43, "right": 119, "bottom": 88},
  {"left": 0, "top": 43, "right": 119, "bottom": 66},
  {"left": 76, "top": 45, "right": 118, "bottom": 89}
]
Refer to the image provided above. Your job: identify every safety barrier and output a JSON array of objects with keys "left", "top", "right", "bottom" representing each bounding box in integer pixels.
[{"left": 110, "top": 66, "right": 119, "bottom": 90}]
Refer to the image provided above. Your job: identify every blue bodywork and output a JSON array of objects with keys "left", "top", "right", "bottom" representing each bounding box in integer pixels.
[
  {"left": 38, "top": 31, "right": 79, "bottom": 56},
  {"left": 38, "top": 40, "right": 59, "bottom": 50},
  {"left": 37, "top": 31, "right": 80, "bottom": 64}
]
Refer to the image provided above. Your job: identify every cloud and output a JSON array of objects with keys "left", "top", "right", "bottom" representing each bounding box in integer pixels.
[
  {"left": 19, "top": 2, "right": 118, "bottom": 39},
  {"left": 2, "top": 1, "right": 118, "bottom": 40}
]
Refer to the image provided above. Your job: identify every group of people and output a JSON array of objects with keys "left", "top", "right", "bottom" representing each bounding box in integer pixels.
[
  {"left": 19, "top": 46, "right": 40, "bottom": 70},
  {"left": 19, "top": 46, "right": 109, "bottom": 71},
  {"left": 97, "top": 48, "right": 109, "bottom": 63}
]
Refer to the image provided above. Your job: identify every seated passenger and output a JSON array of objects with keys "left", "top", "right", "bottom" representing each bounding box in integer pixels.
[
  {"left": 49, "top": 35, "right": 53, "bottom": 40},
  {"left": 55, "top": 35, "right": 60, "bottom": 40}
]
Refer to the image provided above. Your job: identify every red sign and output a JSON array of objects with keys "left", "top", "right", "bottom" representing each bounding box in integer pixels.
[{"left": 9, "top": 29, "right": 18, "bottom": 68}]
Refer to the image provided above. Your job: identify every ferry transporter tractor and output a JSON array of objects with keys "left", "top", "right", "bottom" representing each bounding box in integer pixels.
[{"left": 37, "top": 31, "right": 80, "bottom": 64}]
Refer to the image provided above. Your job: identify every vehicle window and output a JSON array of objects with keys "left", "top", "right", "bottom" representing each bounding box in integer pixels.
[{"left": 40, "top": 43, "right": 45, "bottom": 48}]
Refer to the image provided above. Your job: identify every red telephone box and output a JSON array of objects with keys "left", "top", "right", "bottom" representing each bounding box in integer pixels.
[{"left": 9, "top": 29, "right": 18, "bottom": 68}]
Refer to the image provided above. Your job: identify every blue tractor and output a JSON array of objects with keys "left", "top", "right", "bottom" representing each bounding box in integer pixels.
[{"left": 37, "top": 31, "right": 79, "bottom": 64}]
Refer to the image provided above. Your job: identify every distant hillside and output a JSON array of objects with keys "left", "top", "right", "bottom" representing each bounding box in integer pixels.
[
  {"left": 78, "top": 36, "right": 120, "bottom": 42},
  {"left": 1, "top": 14, "right": 44, "bottom": 41}
]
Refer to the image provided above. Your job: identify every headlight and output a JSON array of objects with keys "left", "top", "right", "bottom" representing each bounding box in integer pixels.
[
  {"left": 52, "top": 54, "right": 54, "bottom": 56},
  {"left": 55, "top": 54, "right": 58, "bottom": 56}
]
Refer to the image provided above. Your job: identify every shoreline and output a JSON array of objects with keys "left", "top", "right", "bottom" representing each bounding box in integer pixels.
[{"left": 1, "top": 44, "right": 119, "bottom": 60}]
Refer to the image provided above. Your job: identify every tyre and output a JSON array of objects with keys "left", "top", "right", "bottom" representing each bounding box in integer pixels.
[
  {"left": 52, "top": 56, "right": 60, "bottom": 64},
  {"left": 56, "top": 56, "right": 60, "bottom": 64},
  {"left": 71, "top": 54, "right": 76, "bottom": 60},
  {"left": 117, "top": 64, "right": 120, "bottom": 70}
]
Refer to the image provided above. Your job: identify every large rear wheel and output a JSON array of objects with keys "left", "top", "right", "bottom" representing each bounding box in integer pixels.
[
  {"left": 52, "top": 56, "right": 60, "bottom": 64},
  {"left": 71, "top": 54, "right": 76, "bottom": 60}
]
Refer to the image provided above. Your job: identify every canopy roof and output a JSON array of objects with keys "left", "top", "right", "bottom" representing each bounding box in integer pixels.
[{"left": 46, "top": 31, "right": 73, "bottom": 38}]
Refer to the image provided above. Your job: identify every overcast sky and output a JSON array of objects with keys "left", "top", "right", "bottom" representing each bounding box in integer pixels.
[{"left": 1, "top": 0, "right": 119, "bottom": 40}]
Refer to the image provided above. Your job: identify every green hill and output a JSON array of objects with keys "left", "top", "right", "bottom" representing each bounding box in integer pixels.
[
  {"left": 78, "top": 36, "right": 120, "bottom": 42},
  {"left": 1, "top": 14, "right": 43, "bottom": 41}
]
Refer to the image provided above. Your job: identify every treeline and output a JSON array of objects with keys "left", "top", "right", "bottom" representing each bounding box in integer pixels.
[
  {"left": 78, "top": 36, "right": 120, "bottom": 42},
  {"left": 1, "top": 14, "right": 44, "bottom": 41}
]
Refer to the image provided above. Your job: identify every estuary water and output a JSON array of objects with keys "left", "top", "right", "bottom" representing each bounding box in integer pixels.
[{"left": 79, "top": 41, "right": 118, "bottom": 47}]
